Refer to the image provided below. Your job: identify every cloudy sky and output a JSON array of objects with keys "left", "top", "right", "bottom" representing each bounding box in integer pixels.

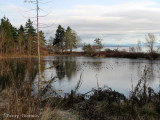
[{"left": 0, "top": 0, "right": 160, "bottom": 45}]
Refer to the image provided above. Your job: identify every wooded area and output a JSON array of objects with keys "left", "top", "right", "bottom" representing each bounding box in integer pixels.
[{"left": 0, "top": 17, "right": 45, "bottom": 55}]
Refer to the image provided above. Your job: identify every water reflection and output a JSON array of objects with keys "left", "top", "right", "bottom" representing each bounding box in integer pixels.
[
  {"left": 146, "top": 61, "right": 156, "bottom": 82},
  {"left": 46, "top": 57, "right": 160, "bottom": 95},
  {"left": 52, "top": 56, "right": 77, "bottom": 80},
  {"left": 50, "top": 56, "right": 103, "bottom": 81},
  {"left": 129, "top": 59, "right": 158, "bottom": 83},
  {"left": 1, "top": 56, "right": 160, "bottom": 96},
  {"left": 0, "top": 58, "right": 39, "bottom": 91}
]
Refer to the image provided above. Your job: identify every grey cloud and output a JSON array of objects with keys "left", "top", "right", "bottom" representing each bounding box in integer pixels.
[{"left": 103, "top": 9, "right": 160, "bottom": 21}]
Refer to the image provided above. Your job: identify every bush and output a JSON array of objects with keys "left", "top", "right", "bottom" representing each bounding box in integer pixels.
[{"left": 82, "top": 44, "right": 95, "bottom": 54}]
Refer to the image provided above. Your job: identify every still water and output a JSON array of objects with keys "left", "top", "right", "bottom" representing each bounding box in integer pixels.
[
  {"left": 32, "top": 56, "right": 160, "bottom": 96},
  {"left": 0, "top": 56, "right": 160, "bottom": 96}
]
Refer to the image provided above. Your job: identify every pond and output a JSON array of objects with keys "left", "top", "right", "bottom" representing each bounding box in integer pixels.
[
  {"left": 0, "top": 56, "right": 160, "bottom": 97},
  {"left": 34, "top": 56, "right": 160, "bottom": 96}
]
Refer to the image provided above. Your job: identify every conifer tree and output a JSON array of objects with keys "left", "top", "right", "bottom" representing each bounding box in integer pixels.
[
  {"left": 25, "top": 19, "right": 36, "bottom": 54},
  {"left": 0, "top": 17, "right": 14, "bottom": 53},
  {"left": 63, "top": 26, "right": 78, "bottom": 52},
  {"left": 53, "top": 25, "right": 65, "bottom": 52},
  {"left": 17, "top": 25, "right": 25, "bottom": 54}
]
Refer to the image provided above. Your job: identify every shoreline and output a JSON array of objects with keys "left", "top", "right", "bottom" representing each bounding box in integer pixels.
[{"left": 0, "top": 51, "right": 160, "bottom": 60}]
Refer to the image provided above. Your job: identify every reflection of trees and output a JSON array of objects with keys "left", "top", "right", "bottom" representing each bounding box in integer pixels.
[
  {"left": 0, "top": 58, "right": 39, "bottom": 91},
  {"left": 137, "top": 61, "right": 155, "bottom": 82},
  {"left": 53, "top": 56, "right": 77, "bottom": 81},
  {"left": 128, "top": 59, "right": 157, "bottom": 82},
  {"left": 136, "top": 60, "right": 156, "bottom": 82},
  {"left": 55, "top": 62, "right": 65, "bottom": 80},
  {"left": 52, "top": 57, "right": 102, "bottom": 81}
]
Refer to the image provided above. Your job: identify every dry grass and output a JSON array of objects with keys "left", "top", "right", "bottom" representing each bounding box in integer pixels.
[
  {"left": 40, "top": 107, "right": 55, "bottom": 120},
  {"left": 3, "top": 84, "right": 41, "bottom": 120}
]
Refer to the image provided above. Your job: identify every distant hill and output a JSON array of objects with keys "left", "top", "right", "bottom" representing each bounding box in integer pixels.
[
  {"left": 78, "top": 43, "right": 160, "bottom": 47},
  {"left": 103, "top": 43, "right": 160, "bottom": 47},
  {"left": 102, "top": 43, "right": 135, "bottom": 47}
]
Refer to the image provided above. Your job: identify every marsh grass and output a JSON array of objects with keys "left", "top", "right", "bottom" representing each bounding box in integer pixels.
[
  {"left": 0, "top": 59, "right": 54, "bottom": 120},
  {"left": 5, "top": 83, "right": 41, "bottom": 120}
]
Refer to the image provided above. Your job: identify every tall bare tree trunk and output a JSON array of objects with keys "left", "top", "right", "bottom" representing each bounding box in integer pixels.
[{"left": 37, "top": 0, "right": 42, "bottom": 96}]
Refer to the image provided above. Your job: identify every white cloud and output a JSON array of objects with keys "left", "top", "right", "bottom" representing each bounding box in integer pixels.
[
  {"left": 0, "top": 1, "right": 160, "bottom": 44},
  {"left": 54, "top": 2, "right": 160, "bottom": 44}
]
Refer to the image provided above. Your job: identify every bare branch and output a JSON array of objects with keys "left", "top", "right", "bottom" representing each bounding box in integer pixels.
[{"left": 24, "top": 9, "right": 36, "bottom": 13}]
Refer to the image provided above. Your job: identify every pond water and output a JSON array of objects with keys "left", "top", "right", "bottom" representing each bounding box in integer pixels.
[
  {"left": 0, "top": 56, "right": 160, "bottom": 97},
  {"left": 32, "top": 56, "right": 160, "bottom": 96}
]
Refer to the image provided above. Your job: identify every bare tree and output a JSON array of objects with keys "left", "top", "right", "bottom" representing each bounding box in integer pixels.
[
  {"left": 24, "top": 0, "right": 54, "bottom": 98},
  {"left": 36, "top": 0, "right": 42, "bottom": 94},
  {"left": 25, "top": 0, "right": 42, "bottom": 94},
  {"left": 145, "top": 33, "right": 156, "bottom": 53}
]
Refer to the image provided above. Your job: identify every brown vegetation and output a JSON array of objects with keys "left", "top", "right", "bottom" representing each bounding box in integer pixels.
[{"left": 50, "top": 50, "right": 160, "bottom": 60}]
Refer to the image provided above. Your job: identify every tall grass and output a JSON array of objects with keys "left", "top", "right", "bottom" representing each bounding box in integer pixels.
[
  {"left": 5, "top": 83, "right": 41, "bottom": 120},
  {"left": 0, "top": 58, "right": 53, "bottom": 120}
]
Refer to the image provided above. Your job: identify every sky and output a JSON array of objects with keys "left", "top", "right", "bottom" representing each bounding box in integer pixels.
[{"left": 0, "top": 0, "right": 160, "bottom": 45}]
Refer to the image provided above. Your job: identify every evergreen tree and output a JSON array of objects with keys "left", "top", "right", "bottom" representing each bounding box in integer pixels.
[
  {"left": 12, "top": 26, "right": 18, "bottom": 42},
  {"left": 25, "top": 19, "right": 35, "bottom": 35},
  {"left": 25, "top": 19, "right": 36, "bottom": 54},
  {"left": 19, "top": 25, "right": 25, "bottom": 33},
  {"left": 17, "top": 25, "right": 25, "bottom": 54},
  {"left": 0, "top": 17, "right": 14, "bottom": 53},
  {"left": 0, "top": 24, "right": 5, "bottom": 54},
  {"left": 0, "top": 17, "right": 46, "bottom": 55},
  {"left": 39, "top": 30, "right": 46, "bottom": 46},
  {"left": 53, "top": 25, "right": 65, "bottom": 52},
  {"left": 63, "top": 26, "right": 78, "bottom": 52}
]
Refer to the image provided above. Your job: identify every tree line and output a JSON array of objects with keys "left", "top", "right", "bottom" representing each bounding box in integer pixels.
[
  {"left": 0, "top": 17, "right": 81, "bottom": 55},
  {"left": 0, "top": 16, "right": 159, "bottom": 55},
  {"left": 0, "top": 17, "right": 45, "bottom": 55}
]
